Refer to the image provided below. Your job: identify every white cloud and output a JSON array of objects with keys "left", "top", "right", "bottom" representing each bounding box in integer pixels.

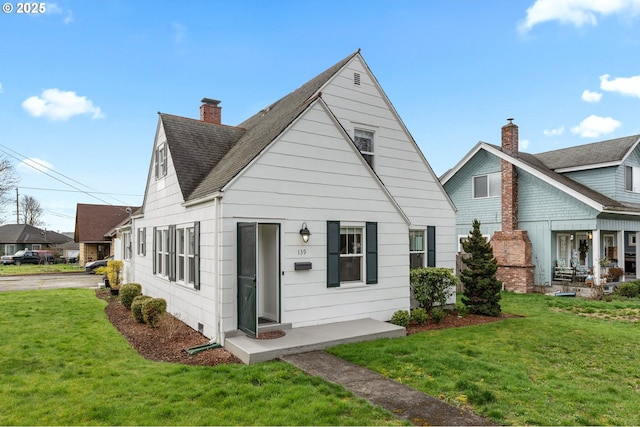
[
  {"left": 0, "top": 83, "right": 3, "bottom": 94},
  {"left": 46, "top": 3, "right": 73, "bottom": 24},
  {"left": 17, "top": 158, "right": 54, "bottom": 174},
  {"left": 520, "top": 139, "right": 530, "bottom": 150},
  {"left": 600, "top": 73, "right": 640, "bottom": 97},
  {"left": 581, "top": 89, "right": 602, "bottom": 102},
  {"left": 519, "top": 0, "right": 640, "bottom": 33},
  {"left": 22, "top": 89, "right": 105, "bottom": 121},
  {"left": 571, "top": 115, "right": 621, "bottom": 137},
  {"left": 544, "top": 126, "right": 565, "bottom": 136}
]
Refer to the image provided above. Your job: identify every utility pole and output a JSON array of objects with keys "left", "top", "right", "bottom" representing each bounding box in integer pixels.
[{"left": 15, "top": 187, "right": 19, "bottom": 224}]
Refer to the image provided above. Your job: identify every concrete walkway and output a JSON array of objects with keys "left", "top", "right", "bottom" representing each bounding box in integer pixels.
[{"left": 281, "top": 351, "right": 493, "bottom": 426}]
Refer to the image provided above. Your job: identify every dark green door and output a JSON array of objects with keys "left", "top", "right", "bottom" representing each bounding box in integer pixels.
[{"left": 237, "top": 222, "right": 257, "bottom": 337}]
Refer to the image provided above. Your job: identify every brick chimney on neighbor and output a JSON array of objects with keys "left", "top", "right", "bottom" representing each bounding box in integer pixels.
[
  {"left": 490, "top": 118, "right": 535, "bottom": 293},
  {"left": 200, "top": 98, "right": 222, "bottom": 124}
]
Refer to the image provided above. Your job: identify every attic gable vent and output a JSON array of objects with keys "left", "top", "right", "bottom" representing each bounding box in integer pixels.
[{"left": 354, "top": 72, "right": 361, "bottom": 85}]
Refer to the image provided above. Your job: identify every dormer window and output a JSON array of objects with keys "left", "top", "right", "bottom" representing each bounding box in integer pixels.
[
  {"left": 155, "top": 143, "right": 167, "bottom": 179},
  {"left": 354, "top": 129, "right": 374, "bottom": 168}
]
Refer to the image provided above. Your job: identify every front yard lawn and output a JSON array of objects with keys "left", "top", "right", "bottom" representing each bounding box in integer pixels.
[
  {"left": 0, "top": 289, "right": 403, "bottom": 426},
  {"left": 329, "top": 292, "right": 640, "bottom": 426},
  {"left": 0, "top": 263, "right": 84, "bottom": 276}
]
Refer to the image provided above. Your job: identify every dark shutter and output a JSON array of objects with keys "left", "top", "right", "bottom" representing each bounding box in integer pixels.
[
  {"left": 168, "top": 225, "right": 176, "bottom": 282},
  {"left": 427, "top": 226, "right": 436, "bottom": 267},
  {"left": 152, "top": 227, "right": 157, "bottom": 274},
  {"left": 327, "top": 221, "right": 340, "bottom": 287},
  {"left": 366, "top": 222, "right": 378, "bottom": 284},
  {"left": 194, "top": 221, "right": 200, "bottom": 290}
]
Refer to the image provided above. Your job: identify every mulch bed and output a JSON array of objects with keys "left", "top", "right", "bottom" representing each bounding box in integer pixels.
[{"left": 98, "top": 289, "right": 512, "bottom": 366}]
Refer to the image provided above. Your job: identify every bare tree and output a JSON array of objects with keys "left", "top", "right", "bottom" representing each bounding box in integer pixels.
[
  {"left": 0, "top": 155, "right": 19, "bottom": 224},
  {"left": 20, "top": 195, "right": 45, "bottom": 227}
]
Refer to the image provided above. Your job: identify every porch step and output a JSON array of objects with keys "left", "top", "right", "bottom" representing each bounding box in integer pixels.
[{"left": 224, "top": 318, "right": 406, "bottom": 365}]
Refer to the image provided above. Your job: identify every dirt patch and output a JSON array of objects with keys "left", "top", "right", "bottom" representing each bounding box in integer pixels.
[
  {"left": 98, "top": 289, "right": 241, "bottom": 366},
  {"left": 405, "top": 312, "right": 518, "bottom": 334},
  {"left": 98, "top": 289, "right": 513, "bottom": 365}
]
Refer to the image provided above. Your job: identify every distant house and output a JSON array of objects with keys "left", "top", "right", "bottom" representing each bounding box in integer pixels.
[
  {"left": 0, "top": 223, "right": 72, "bottom": 257},
  {"left": 441, "top": 120, "right": 640, "bottom": 291},
  {"left": 74, "top": 203, "right": 136, "bottom": 265},
  {"left": 128, "top": 50, "right": 457, "bottom": 344}
]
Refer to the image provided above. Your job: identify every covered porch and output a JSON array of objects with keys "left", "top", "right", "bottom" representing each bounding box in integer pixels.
[{"left": 552, "top": 228, "right": 639, "bottom": 286}]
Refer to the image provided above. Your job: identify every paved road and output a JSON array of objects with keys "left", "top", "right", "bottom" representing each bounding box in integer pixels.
[{"left": 0, "top": 273, "right": 101, "bottom": 292}]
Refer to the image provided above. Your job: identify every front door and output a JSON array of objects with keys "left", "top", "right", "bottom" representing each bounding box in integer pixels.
[{"left": 237, "top": 223, "right": 257, "bottom": 337}]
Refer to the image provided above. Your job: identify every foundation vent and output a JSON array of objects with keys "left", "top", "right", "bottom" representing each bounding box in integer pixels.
[{"left": 198, "top": 323, "right": 204, "bottom": 334}]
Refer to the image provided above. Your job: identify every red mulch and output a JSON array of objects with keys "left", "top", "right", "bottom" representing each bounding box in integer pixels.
[{"left": 98, "top": 289, "right": 512, "bottom": 366}]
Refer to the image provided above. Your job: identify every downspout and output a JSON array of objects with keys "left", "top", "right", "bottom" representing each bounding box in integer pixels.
[{"left": 186, "top": 194, "right": 224, "bottom": 355}]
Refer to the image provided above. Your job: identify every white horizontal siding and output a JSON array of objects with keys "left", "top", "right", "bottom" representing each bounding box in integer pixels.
[{"left": 220, "top": 101, "right": 410, "bottom": 329}]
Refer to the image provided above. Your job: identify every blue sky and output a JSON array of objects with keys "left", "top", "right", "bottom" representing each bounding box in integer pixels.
[{"left": 1, "top": 0, "right": 640, "bottom": 232}]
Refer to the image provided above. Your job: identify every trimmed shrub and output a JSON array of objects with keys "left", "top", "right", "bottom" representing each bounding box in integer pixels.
[
  {"left": 119, "top": 283, "right": 142, "bottom": 310},
  {"left": 411, "top": 307, "right": 428, "bottom": 325},
  {"left": 617, "top": 281, "right": 640, "bottom": 298},
  {"left": 410, "top": 267, "right": 456, "bottom": 313},
  {"left": 142, "top": 297, "right": 167, "bottom": 327},
  {"left": 390, "top": 310, "right": 410, "bottom": 327},
  {"left": 430, "top": 307, "right": 447, "bottom": 324},
  {"left": 131, "top": 295, "right": 151, "bottom": 323}
]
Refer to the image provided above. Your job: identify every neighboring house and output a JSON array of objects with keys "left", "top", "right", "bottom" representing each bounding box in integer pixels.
[
  {"left": 0, "top": 223, "right": 72, "bottom": 257},
  {"left": 441, "top": 119, "right": 640, "bottom": 291},
  {"left": 130, "top": 50, "right": 456, "bottom": 344},
  {"left": 74, "top": 203, "right": 136, "bottom": 265}
]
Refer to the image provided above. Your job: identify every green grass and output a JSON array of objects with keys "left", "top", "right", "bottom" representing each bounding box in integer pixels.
[
  {"left": 329, "top": 292, "right": 640, "bottom": 426},
  {"left": 0, "top": 263, "right": 84, "bottom": 275},
  {"left": 0, "top": 289, "right": 404, "bottom": 426}
]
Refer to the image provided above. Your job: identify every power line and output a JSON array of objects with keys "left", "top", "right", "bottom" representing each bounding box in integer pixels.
[
  {"left": 19, "top": 186, "right": 142, "bottom": 197},
  {"left": 0, "top": 144, "right": 135, "bottom": 206}
]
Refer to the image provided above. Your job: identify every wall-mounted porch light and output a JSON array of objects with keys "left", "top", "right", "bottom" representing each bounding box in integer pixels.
[
  {"left": 299, "top": 222, "right": 311, "bottom": 243},
  {"left": 588, "top": 232, "right": 593, "bottom": 239}
]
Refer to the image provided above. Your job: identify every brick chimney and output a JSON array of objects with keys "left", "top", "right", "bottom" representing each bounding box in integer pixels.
[
  {"left": 490, "top": 118, "right": 535, "bottom": 293},
  {"left": 501, "top": 119, "right": 518, "bottom": 233},
  {"left": 200, "top": 98, "right": 221, "bottom": 124}
]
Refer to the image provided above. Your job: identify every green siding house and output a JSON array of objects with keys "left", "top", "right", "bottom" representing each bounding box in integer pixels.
[{"left": 441, "top": 120, "right": 640, "bottom": 290}]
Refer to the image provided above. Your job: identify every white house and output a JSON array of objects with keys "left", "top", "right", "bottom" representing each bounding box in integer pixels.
[{"left": 129, "top": 50, "right": 456, "bottom": 344}]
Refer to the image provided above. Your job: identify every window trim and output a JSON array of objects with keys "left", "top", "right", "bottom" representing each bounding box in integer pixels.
[
  {"left": 137, "top": 227, "right": 146, "bottom": 256},
  {"left": 122, "top": 230, "right": 132, "bottom": 261},
  {"left": 473, "top": 172, "right": 500, "bottom": 199},
  {"left": 155, "top": 143, "right": 167, "bottom": 179},
  {"left": 354, "top": 128, "right": 374, "bottom": 168},
  {"left": 327, "top": 221, "right": 377, "bottom": 287}
]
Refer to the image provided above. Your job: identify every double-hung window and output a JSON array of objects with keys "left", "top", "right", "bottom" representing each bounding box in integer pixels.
[
  {"left": 153, "top": 223, "right": 200, "bottom": 289},
  {"left": 122, "top": 231, "right": 131, "bottom": 261},
  {"left": 327, "top": 221, "right": 377, "bottom": 287},
  {"left": 176, "top": 225, "right": 197, "bottom": 285},
  {"left": 409, "top": 230, "right": 425, "bottom": 269},
  {"left": 473, "top": 172, "right": 500, "bottom": 198},
  {"left": 137, "top": 228, "right": 146, "bottom": 256},
  {"left": 155, "top": 143, "right": 167, "bottom": 179},
  {"left": 154, "top": 228, "right": 169, "bottom": 277},
  {"left": 354, "top": 129, "right": 374, "bottom": 168},
  {"left": 626, "top": 165, "right": 640, "bottom": 193}
]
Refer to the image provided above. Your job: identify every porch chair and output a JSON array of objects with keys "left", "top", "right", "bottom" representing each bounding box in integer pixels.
[{"left": 570, "top": 258, "right": 589, "bottom": 282}]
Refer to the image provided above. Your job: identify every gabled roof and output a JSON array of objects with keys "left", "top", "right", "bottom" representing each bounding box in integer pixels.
[
  {"left": 534, "top": 134, "right": 640, "bottom": 172},
  {"left": 441, "top": 138, "right": 640, "bottom": 215},
  {"left": 74, "top": 203, "right": 137, "bottom": 243},
  {"left": 159, "top": 50, "right": 360, "bottom": 202},
  {"left": 0, "top": 224, "right": 72, "bottom": 245}
]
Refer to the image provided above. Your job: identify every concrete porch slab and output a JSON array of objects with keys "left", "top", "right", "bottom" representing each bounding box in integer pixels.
[{"left": 224, "top": 318, "right": 406, "bottom": 364}]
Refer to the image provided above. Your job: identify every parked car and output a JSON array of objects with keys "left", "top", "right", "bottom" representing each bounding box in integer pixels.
[
  {"left": 85, "top": 256, "right": 113, "bottom": 273},
  {"left": 1, "top": 250, "right": 55, "bottom": 265}
]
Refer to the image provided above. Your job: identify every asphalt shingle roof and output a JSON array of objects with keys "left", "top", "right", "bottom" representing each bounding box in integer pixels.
[
  {"left": 0, "top": 224, "right": 72, "bottom": 245},
  {"left": 534, "top": 134, "right": 640, "bottom": 170},
  {"left": 74, "top": 203, "right": 136, "bottom": 242},
  {"left": 160, "top": 50, "right": 360, "bottom": 202}
]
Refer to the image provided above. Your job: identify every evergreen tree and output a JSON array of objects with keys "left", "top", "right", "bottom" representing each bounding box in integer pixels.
[{"left": 460, "top": 219, "right": 502, "bottom": 316}]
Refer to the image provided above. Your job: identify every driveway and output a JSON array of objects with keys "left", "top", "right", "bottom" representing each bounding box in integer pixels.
[{"left": 0, "top": 273, "right": 100, "bottom": 292}]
